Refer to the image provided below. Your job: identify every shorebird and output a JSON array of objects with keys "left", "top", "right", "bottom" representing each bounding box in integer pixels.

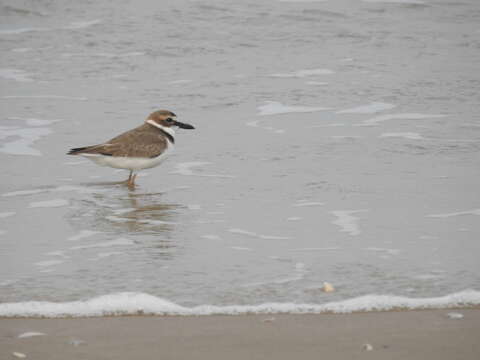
[{"left": 67, "top": 110, "right": 194, "bottom": 187}]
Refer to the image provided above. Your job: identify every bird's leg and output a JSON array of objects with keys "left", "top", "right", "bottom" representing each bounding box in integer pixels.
[
  {"left": 127, "top": 172, "right": 137, "bottom": 189},
  {"left": 123, "top": 170, "right": 133, "bottom": 184}
]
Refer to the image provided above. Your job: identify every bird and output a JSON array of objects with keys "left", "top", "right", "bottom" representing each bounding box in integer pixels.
[{"left": 67, "top": 110, "right": 194, "bottom": 187}]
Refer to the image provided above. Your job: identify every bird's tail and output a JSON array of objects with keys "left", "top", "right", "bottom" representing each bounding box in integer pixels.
[{"left": 67, "top": 146, "right": 90, "bottom": 155}]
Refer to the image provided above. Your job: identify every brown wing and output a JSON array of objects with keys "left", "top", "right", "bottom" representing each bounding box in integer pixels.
[{"left": 68, "top": 125, "right": 168, "bottom": 158}]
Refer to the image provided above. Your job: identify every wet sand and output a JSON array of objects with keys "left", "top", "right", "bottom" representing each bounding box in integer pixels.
[{"left": 1, "top": 309, "right": 479, "bottom": 360}]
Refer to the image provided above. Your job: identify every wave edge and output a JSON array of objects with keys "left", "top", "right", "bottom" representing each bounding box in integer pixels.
[{"left": 1, "top": 290, "right": 479, "bottom": 318}]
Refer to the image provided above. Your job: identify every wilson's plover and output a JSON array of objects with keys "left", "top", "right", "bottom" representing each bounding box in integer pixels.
[{"left": 67, "top": 110, "right": 194, "bottom": 187}]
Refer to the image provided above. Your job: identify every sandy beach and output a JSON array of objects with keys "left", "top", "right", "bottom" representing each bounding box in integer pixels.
[{"left": 1, "top": 309, "right": 479, "bottom": 360}]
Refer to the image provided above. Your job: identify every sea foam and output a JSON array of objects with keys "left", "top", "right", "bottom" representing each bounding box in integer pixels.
[
  {"left": 0, "top": 127, "right": 51, "bottom": 156},
  {"left": 269, "top": 68, "right": 334, "bottom": 78},
  {"left": 337, "top": 102, "right": 396, "bottom": 114},
  {"left": 330, "top": 210, "right": 368, "bottom": 236},
  {"left": 258, "top": 101, "right": 329, "bottom": 116},
  {"left": 361, "top": 113, "right": 445, "bottom": 126},
  {"left": 0, "top": 290, "right": 478, "bottom": 318},
  {"left": 29, "top": 199, "right": 68, "bottom": 208},
  {"left": 380, "top": 132, "right": 424, "bottom": 140},
  {"left": 427, "top": 209, "right": 480, "bottom": 218}
]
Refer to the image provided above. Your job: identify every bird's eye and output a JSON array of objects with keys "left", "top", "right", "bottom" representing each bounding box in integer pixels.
[{"left": 166, "top": 118, "right": 173, "bottom": 123}]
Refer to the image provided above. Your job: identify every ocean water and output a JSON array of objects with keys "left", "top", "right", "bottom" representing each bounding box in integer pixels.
[{"left": 1, "top": 0, "right": 480, "bottom": 316}]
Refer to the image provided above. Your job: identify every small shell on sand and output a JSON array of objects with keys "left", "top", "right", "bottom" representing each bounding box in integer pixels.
[
  {"left": 18, "top": 332, "right": 46, "bottom": 339},
  {"left": 262, "top": 317, "right": 276, "bottom": 323},
  {"left": 362, "top": 343, "right": 373, "bottom": 351},
  {"left": 12, "top": 352, "right": 27, "bottom": 358},
  {"left": 322, "top": 282, "right": 335, "bottom": 292},
  {"left": 68, "top": 339, "right": 86, "bottom": 346},
  {"left": 447, "top": 312, "right": 464, "bottom": 319}
]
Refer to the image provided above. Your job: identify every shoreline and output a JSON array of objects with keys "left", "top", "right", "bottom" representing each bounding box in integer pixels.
[
  {"left": 1, "top": 290, "right": 479, "bottom": 318},
  {"left": 1, "top": 304, "right": 479, "bottom": 319},
  {"left": 1, "top": 308, "right": 479, "bottom": 360}
]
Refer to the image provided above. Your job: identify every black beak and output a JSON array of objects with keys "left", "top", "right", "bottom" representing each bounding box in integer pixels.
[{"left": 174, "top": 121, "right": 195, "bottom": 130}]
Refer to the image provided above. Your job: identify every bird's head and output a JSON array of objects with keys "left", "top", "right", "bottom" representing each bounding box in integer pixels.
[{"left": 145, "top": 110, "right": 195, "bottom": 130}]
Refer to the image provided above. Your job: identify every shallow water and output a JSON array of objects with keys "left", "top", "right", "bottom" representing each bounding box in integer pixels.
[{"left": 1, "top": 0, "right": 480, "bottom": 312}]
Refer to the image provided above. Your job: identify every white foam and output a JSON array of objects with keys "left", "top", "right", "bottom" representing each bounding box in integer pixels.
[
  {"left": 11, "top": 48, "right": 32, "bottom": 53},
  {"left": 331, "top": 135, "right": 363, "bottom": 140},
  {"left": 270, "top": 262, "right": 307, "bottom": 285},
  {"left": 336, "top": 102, "right": 396, "bottom": 114},
  {"left": 228, "top": 228, "right": 258, "bottom": 237},
  {"left": 446, "top": 312, "right": 464, "bottom": 319},
  {"left": 201, "top": 234, "right": 221, "bottom": 240},
  {"left": 29, "top": 199, "right": 68, "bottom": 208},
  {"left": 64, "top": 20, "right": 102, "bottom": 30},
  {"left": 258, "top": 101, "right": 329, "bottom": 116},
  {"left": 2, "top": 189, "right": 45, "bottom": 197},
  {"left": 379, "top": 132, "right": 424, "bottom": 140},
  {"left": 0, "top": 68, "right": 33, "bottom": 82},
  {"left": 171, "top": 161, "right": 209, "bottom": 175},
  {"left": 305, "top": 81, "right": 328, "bottom": 86},
  {"left": 0, "top": 211, "right": 16, "bottom": 218},
  {"left": 171, "top": 162, "right": 234, "bottom": 178},
  {"left": 93, "top": 52, "right": 144, "bottom": 58},
  {"left": 0, "top": 27, "right": 47, "bottom": 35},
  {"left": 0, "top": 290, "right": 478, "bottom": 318},
  {"left": 168, "top": 79, "right": 192, "bottom": 85},
  {"left": 427, "top": 209, "right": 480, "bottom": 218},
  {"left": 361, "top": 113, "right": 446, "bottom": 126},
  {"left": 0, "top": 126, "right": 51, "bottom": 156},
  {"left": 39, "top": 269, "right": 54, "bottom": 273},
  {"left": 2, "top": 185, "right": 109, "bottom": 198},
  {"left": 67, "top": 230, "right": 100, "bottom": 241},
  {"left": 187, "top": 204, "right": 202, "bottom": 210},
  {"left": 70, "top": 238, "right": 134, "bottom": 250},
  {"left": 269, "top": 69, "right": 334, "bottom": 78},
  {"left": 8, "top": 117, "right": 63, "bottom": 127},
  {"left": 112, "top": 208, "right": 136, "bottom": 215},
  {"left": 64, "top": 160, "right": 88, "bottom": 165},
  {"left": 290, "top": 247, "right": 341, "bottom": 251},
  {"left": 287, "top": 217, "right": 302, "bottom": 221},
  {"left": 366, "top": 247, "right": 401, "bottom": 256},
  {"left": 44, "top": 251, "right": 68, "bottom": 258},
  {"left": 331, "top": 210, "right": 368, "bottom": 236},
  {"left": 34, "top": 260, "right": 64, "bottom": 267},
  {"left": 293, "top": 201, "right": 325, "bottom": 207},
  {"left": 0, "top": 20, "right": 100, "bottom": 36},
  {"left": 18, "top": 331, "right": 46, "bottom": 339},
  {"left": 246, "top": 120, "right": 260, "bottom": 127},
  {"left": 231, "top": 246, "right": 252, "bottom": 251},
  {"left": 91, "top": 251, "right": 123, "bottom": 260},
  {"left": 228, "top": 228, "right": 290, "bottom": 240}
]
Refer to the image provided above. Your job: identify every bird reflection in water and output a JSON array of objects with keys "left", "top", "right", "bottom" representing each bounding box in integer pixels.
[{"left": 69, "top": 183, "right": 181, "bottom": 256}]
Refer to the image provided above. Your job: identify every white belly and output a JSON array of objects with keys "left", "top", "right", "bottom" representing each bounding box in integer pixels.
[{"left": 81, "top": 144, "right": 173, "bottom": 171}]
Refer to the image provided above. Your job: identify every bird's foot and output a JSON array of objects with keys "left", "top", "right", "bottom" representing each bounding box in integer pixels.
[{"left": 126, "top": 174, "right": 137, "bottom": 189}]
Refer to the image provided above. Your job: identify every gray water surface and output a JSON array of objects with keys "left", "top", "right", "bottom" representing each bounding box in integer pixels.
[{"left": 1, "top": 0, "right": 479, "bottom": 306}]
